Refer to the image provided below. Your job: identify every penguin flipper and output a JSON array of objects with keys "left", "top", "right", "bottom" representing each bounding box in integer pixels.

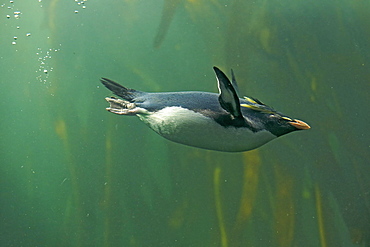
[
  {"left": 213, "top": 67, "right": 243, "bottom": 119},
  {"left": 230, "top": 69, "right": 240, "bottom": 95}
]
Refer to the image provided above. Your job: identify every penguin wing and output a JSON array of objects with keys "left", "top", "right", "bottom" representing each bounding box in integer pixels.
[
  {"left": 230, "top": 68, "right": 240, "bottom": 95},
  {"left": 213, "top": 66, "right": 243, "bottom": 119}
]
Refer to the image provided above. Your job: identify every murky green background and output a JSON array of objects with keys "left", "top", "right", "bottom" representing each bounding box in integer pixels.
[{"left": 1, "top": 0, "right": 369, "bottom": 246}]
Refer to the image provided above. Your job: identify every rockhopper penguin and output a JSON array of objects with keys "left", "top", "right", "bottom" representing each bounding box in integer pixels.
[{"left": 101, "top": 67, "right": 310, "bottom": 152}]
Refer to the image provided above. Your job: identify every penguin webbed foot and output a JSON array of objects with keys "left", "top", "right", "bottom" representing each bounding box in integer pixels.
[{"left": 104, "top": 97, "right": 137, "bottom": 115}]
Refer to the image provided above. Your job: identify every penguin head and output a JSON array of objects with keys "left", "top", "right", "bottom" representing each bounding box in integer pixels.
[
  {"left": 240, "top": 101, "right": 310, "bottom": 137},
  {"left": 263, "top": 113, "right": 310, "bottom": 137}
]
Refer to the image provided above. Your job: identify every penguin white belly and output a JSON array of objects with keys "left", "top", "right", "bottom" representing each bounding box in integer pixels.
[{"left": 137, "top": 106, "right": 276, "bottom": 152}]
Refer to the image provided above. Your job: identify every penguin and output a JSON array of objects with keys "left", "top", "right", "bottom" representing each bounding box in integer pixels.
[{"left": 100, "top": 67, "right": 310, "bottom": 152}]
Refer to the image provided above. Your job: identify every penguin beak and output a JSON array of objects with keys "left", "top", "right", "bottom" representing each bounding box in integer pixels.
[{"left": 289, "top": 119, "right": 311, "bottom": 130}]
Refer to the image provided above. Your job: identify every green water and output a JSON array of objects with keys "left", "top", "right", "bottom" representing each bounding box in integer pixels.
[{"left": 1, "top": 1, "right": 369, "bottom": 246}]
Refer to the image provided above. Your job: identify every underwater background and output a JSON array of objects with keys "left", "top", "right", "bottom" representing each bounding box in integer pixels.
[{"left": 1, "top": 0, "right": 369, "bottom": 246}]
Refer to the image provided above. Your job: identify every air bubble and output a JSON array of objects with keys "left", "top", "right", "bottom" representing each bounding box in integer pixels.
[
  {"left": 36, "top": 47, "right": 60, "bottom": 85},
  {"left": 6, "top": 14, "right": 10, "bottom": 19},
  {"left": 14, "top": 11, "right": 21, "bottom": 19},
  {"left": 13, "top": 36, "right": 17, "bottom": 40},
  {"left": 74, "top": 10, "right": 78, "bottom": 14},
  {"left": 12, "top": 41, "right": 16, "bottom": 45},
  {"left": 26, "top": 33, "right": 31, "bottom": 37},
  {"left": 75, "top": 0, "right": 88, "bottom": 10}
]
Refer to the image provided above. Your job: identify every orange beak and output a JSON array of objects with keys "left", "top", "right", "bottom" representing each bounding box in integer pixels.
[{"left": 289, "top": 119, "right": 311, "bottom": 130}]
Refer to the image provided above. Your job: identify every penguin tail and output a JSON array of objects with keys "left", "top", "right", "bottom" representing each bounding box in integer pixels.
[{"left": 100, "top": 78, "right": 141, "bottom": 102}]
